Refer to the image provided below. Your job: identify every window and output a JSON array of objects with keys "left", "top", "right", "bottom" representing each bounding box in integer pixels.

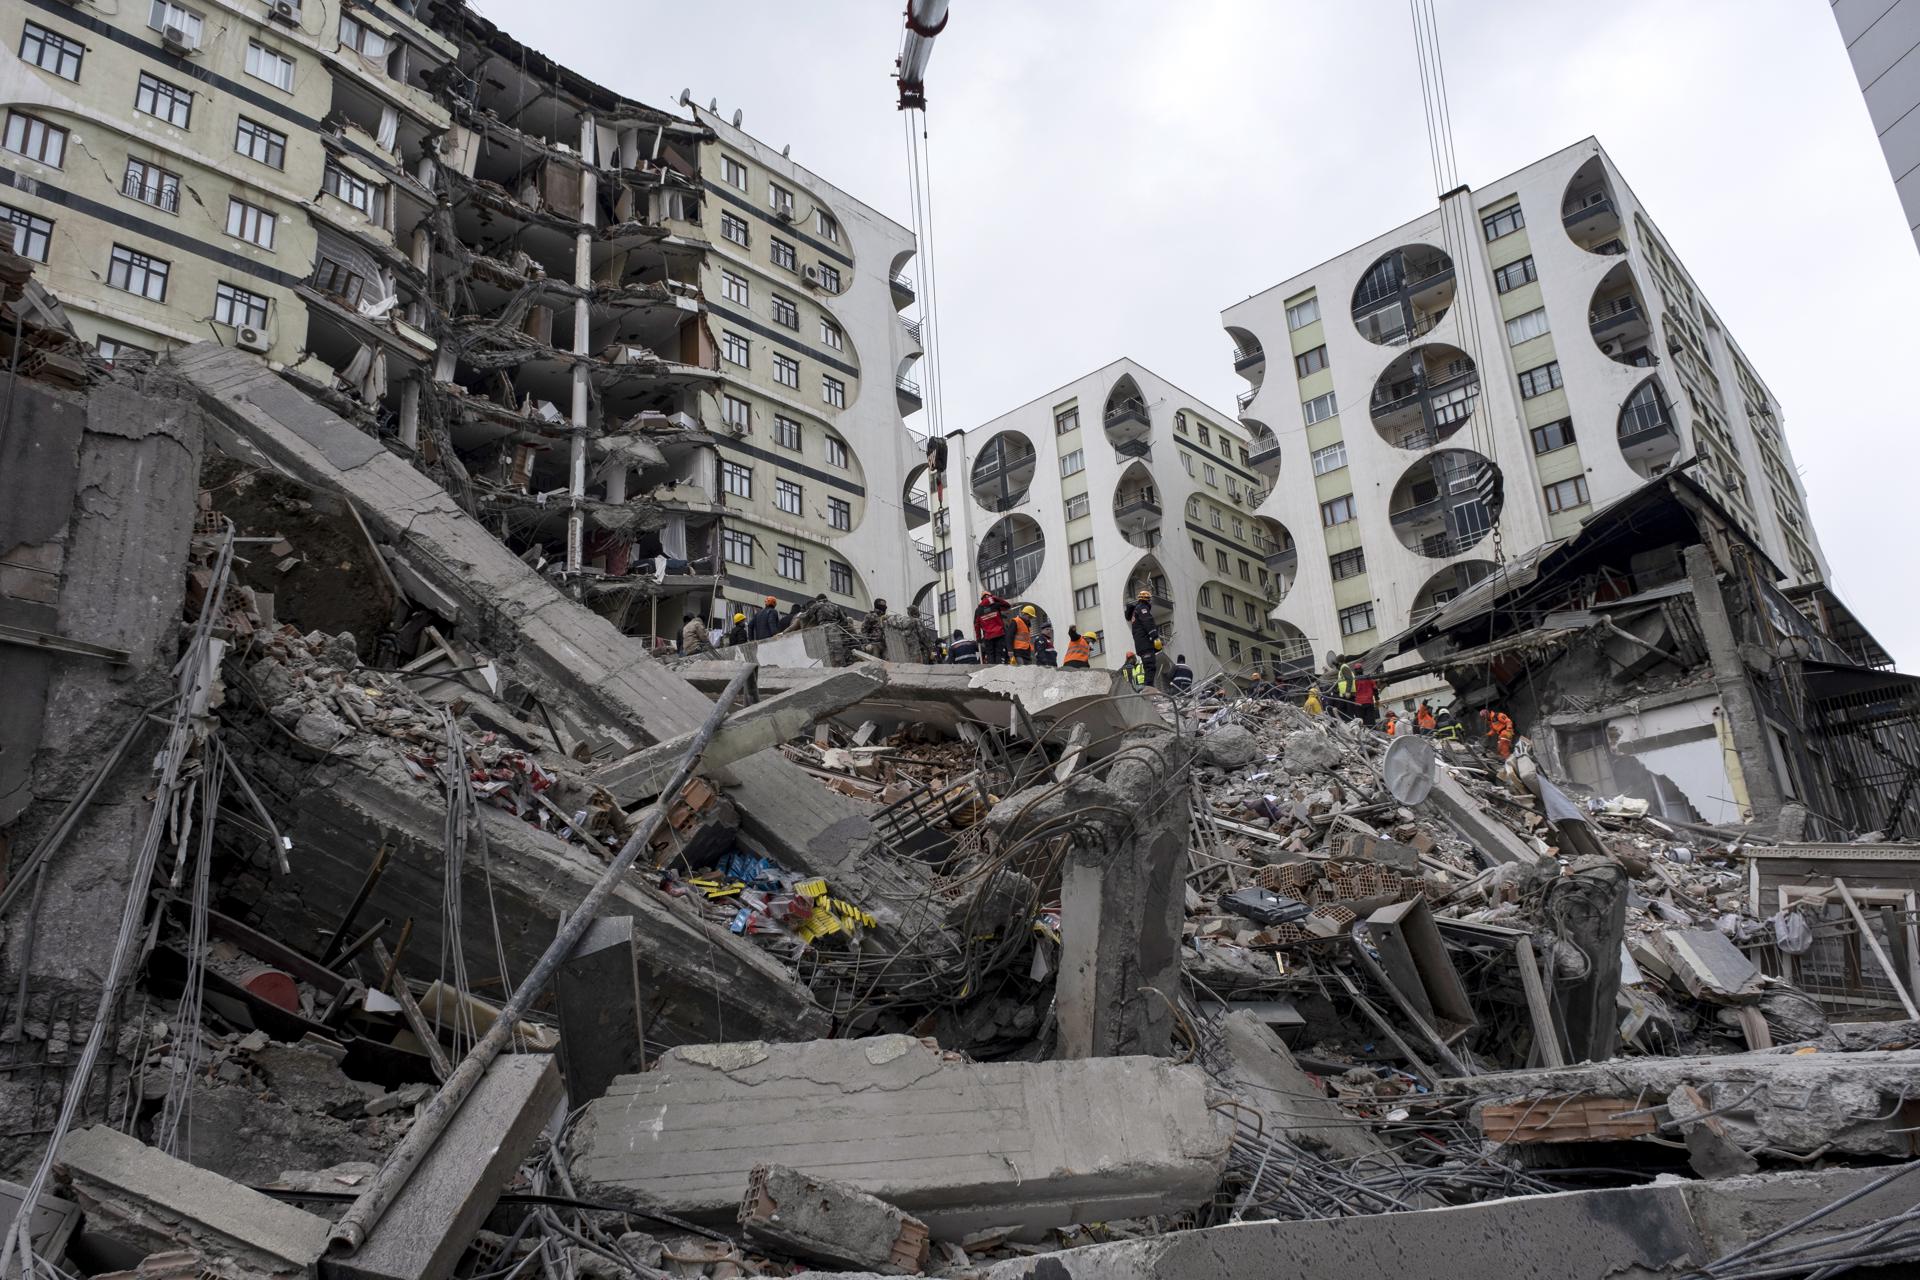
[
  {"left": 775, "top": 477, "right": 803, "bottom": 515},
  {"left": 1069, "top": 538, "right": 1095, "bottom": 564},
  {"left": 721, "top": 156, "right": 747, "bottom": 189},
  {"left": 245, "top": 41, "right": 295, "bottom": 91},
  {"left": 720, "top": 459, "right": 752, "bottom": 499},
  {"left": 932, "top": 547, "right": 952, "bottom": 572},
  {"left": 235, "top": 118, "right": 287, "bottom": 169},
  {"left": 322, "top": 163, "right": 382, "bottom": 219},
  {"left": 1320, "top": 494, "right": 1356, "bottom": 526},
  {"left": 214, "top": 281, "right": 269, "bottom": 329},
  {"left": 768, "top": 181, "right": 793, "bottom": 215},
  {"left": 722, "top": 528, "right": 753, "bottom": 566},
  {"left": 776, "top": 544, "right": 805, "bottom": 581},
  {"left": 1175, "top": 413, "right": 1189, "bottom": 435},
  {"left": 772, "top": 353, "right": 800, "bottom": 388},
  {"left": 770, "top": 238, "right": 796, "bottom": 270},
  {"left": 148, "top": 1, "right": 202, "bottom": 47},
  {"left": 1239, "top": 559, "right": 1251, "bottom": 582},
  {"left": 122, "top": 158, "right": 179, "bottom": 212},
  {"left": 817, "top": 210, "right": 840, "bottom": 243},
  {"left": 20, "top": 23, "right": 83, "bottom": 80},
  {"left": 1339, "top": 602, "right": 1377, "bottom": 636},
  {"left": 819, "top": 320, "right": 843, "bottom": 351},
  {"left": 1517, "top": 361, "right": 1563, "bottom": 399},
  {"left": 1232, "top": 518, "right": 1245, "bottom": 540},
  {"left": 1481, "top": 203, "right": 1524, "bottom": 241},
  {"left": 107, "top": 245, "right": 169, "bottom": 301},
  {"left": 338, "top": 13, "right": 388, "bottom": 58},
  {"left": 721, "top": 270, "right": 749, "bottom": 305},
  {"left": 1543, "top": 475, "right": 1591, "bottom": 514},
  {"left": 822, "top": 375, "right": 845, "bottom": 408},
  {"left": 721, "top": 212, "right": 750, "bottom": 246},
  {"left": 1064, "top": 492, "right": 1090, "bottom": 521},
  {"left": 97, "top": 338, "right": 154, "bottom": 366},
  {"left": 1055, "top": 407, "right": 1079, "bottom": 435},
  {"left": 311, "top": 257, "right": 365, "bottom": 306},
  {"left": 722, "top": 394, "right": 751, "bottom": 431},
  {"left": 827, "top": 497, "right": 851, "bottom": 530},
  {"left": 1302, "top": 390, "right": 1338, "bottom": 424},
  {"left": 771, "top": 295, "right": 798, "bottom": 328},
  {"left": 1198, "top": 423, "right": 1211, "bottom": 446},
  {"left": 824, "top": 436, "right": 848, "bottom": 468},
  {"left": 1285, "top": 296, "right": 1320, "bottom": 330},
  {"left": 1, "top": 205, "right": 51, "bottom": 262},
  {"left": 1311, "top": 441, "right": 1347, "bottom": 476},
  {"left": 1180, "top": 452, "right": 1194, "bottom": 476},
  {"left": 1295, "top": 345, "right": 1329, "bottom": 378},
  {"left": 772, "top": 415, "right": 801, "bottom": 449},
  {"left": 1191, "top": 538, "right": 1205, "bottom": 561},
  {"left": 1530, "top": 417, "right": 1576, "bottom": 454},
  {"left": 1074, "top": 584, "right": 1099, "bottom": 611},
  {"left": 225, "top": 198, "right": 276, "bottom": 249},
  {"left": 1330, "top": 547, "right": 1366, "bottom": 581},
  {"left": 829, "top": 560, "right": 853, "bottom": 594},
  {"left": 1505, "top": 306, "right": 1550, "bottom": 346},
  {"left": 1209, "top": 507, "right": 1224, "bottom": 529},
  {"left": 722, "top": 330, "right": 750, "bottom": 366},
  {"left": 816, "top": 264, "right": 841, "bottom": 293},
  {"left": 1060, "top": 449, "right": 1085, "bottom": 477},
  {"left": 1494, "top": 256, "right": 1536, "bottom": 294},
  {"left": 1215, "top": 549, "right": 1229, "bottom": 572},
  {"left": 1203, "top": 464, "right": 1218, "bottom": 487},
  {"left": 4, "top": 113, "right": 65, "bottom": 167},
  {"left": 1204, "top": 631, "right": 1219, "bottom": 656}
]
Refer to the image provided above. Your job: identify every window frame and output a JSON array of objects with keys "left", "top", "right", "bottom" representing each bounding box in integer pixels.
[
  {"left": 829, "top": 559, "right": 853, "bottom": 594},
  {"left": 0, "top": 203, "right": 51, "bottom": 262},
  {"left": 770, "top": 295, "right": 798, "bottom": 328},
  {"left": 3, "top": 112, "right": 66, "bottom": 167},
  {"left": 1073, "top": 584, "right": 1099, "bottom": 612},
  {"left": 721, "top": 394, "right": 752, "bottom": 432},
  {"left": 774, "top": 476, "right": 803, "bottom": 515},
  {"left": 311, "top": 256, "right": 366, "bottom": 306},
  {"left": 1320, "top": 494, "right": 1357, "bottom": 527},
  {"left": 721, "top": 212, "right": 750, "bottom": 247},
  {"left": 122, "top": 157, "right": 180, "bottom": 213},
  {"left": 337, "top": 12, "right": 388, "bottom": 58},
  {"left": 1285, "top": 296, "right": 1320, "bottom": 330},
  {"left": 827, "top": 497, "right": 851, "bottom": 531},
  {"left": 721, "top": 269, "right": 749, "bottom": 305},
  {"left": 816, "top": 263, "right": 841, "bottom": 293},
  {"left": 1294, "top": 344, "right": 1330, "bottom": 378},
  {"left": 1064, "top": 492, "right": 1090, "bottom": 521},
  {"left": 1310, "top": 441, "right": 1348, "bottom": 476},
  {"left": 148, "top": 0, "right": 203, "bottom": 46},
  {"left": 824, "top": 437, "right": 848, "bottom": 469},
  {"left": 819, "top": 319, "right": 843, "bottom": 351},
  {"left": 1529, "top": 417, "right": 1576, "bottom": 454},
  {"left": 234, "top": 117, "right": 287, "bottom": 169},
  {"left": 721, "top": 527, "right": 754, "bottom": 566},
  {"left": 771, "top": 352, "right": 800, "bottom": 388},
  {"left": 107, "top": 243, "right": 170, "bottom": 301},
  {"left": 322, "top": 161, "right": 382, "bottom": 219},
  {"left": 821, "top": 374, "right": 845, "bottom": 408},
  {"left": 1494, "top": 255, "right": 1537, "bottom": 294},
  {"left": 1302, "top": 390, "right": 1338, "bottom": 424},
  {"left": 1543, "top": 474, "right": 1591, "bottom": 514},
  {"left": 1505, "top": 306, "right": 1550, "bottom": 346},
  {"left": 720, "top": 459, "right": 753, "bottom": 499},
  {"left": 244, "top": 40, "right": 296, "bottom": 92},
  {"left": 770, "top": 238, "right": 796, "bottom": 270},
  {"left": 1481, "top": 204, "right": 1524, "bottom": 241},
  {"left": 1069, "top": 537, "right": 1095, "bottom": 565},
  {"left": 1055, "top": 407, "right": 1079, "bottom": 435},
  {"left": 1338, "top": 601, "right": 1377, "bottom": 635},
  {"left": 1059, "top": 448, "right": 1085, "bottom": 477},
  {"left": 20, "top": 22, "right": 84, "bottom": 80},
  {"left": 1329, "top": 547, "right": 1367, "bottom": 581},
  {"left": 776, "top": 544, "right": 806, "bottom": 582},
  {"left": 772, "top": 414, "right": 802, "bottom": 450},
  {"left": 1517, "top": 360, "right": 1564, "bottom": 399},
  {"left": 721, "top": 330, "right": 750, "bottom": 367},
  {"left": 817, "top": 210, "right": 839, "bottom": 243},
  {"left": 213, "top": 280, "right": 270, "bottom": 329},
  {"left": 225, "top": 196, "right": 277, "bottom": 249},
  {"left": 768, "top": 181, "right": 793, "bottom": 215},
  {"left": 721, "top": 156, "right": 748, "bottom": 190}
]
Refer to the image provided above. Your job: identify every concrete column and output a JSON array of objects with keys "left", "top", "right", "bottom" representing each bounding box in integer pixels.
[
  {"left": 398, "top": 379, "right": 420, "bottom": 451},
  {"left": 601, "top": 464, "right": 627, "bottom": 573},
  {"left": 1684, "top": 544, "right": 1784, "bottom": 824},
  {"left": 555, "top": 917, "right": 645, "bottom": 1105},
  {"left": 566, "top": 112, "right": 598, "bottom": 575}
]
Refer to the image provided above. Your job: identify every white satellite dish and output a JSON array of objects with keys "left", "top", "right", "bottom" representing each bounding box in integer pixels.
[
  {"left": 731, "top": 109, "right": 743, "bottom": 127},
  {"left": 1381, "top": 734, "right": 1436, "bottom": 806}
]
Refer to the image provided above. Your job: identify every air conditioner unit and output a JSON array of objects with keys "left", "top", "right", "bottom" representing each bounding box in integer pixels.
[
  {"left": 774, "top": 205, "right": 794, "bottom": 222},
  {"left": 235, "top": 324, "right": 272, "bottom": 353},
  {"left": 1601, "top": 339, "right": 1621, "bottom": 356},
  {"left": 802, "top": 264, "right": 821, "bottom": 289},
  {"left": 161, "top": 23, "right": 193, "bottom": 52},
  {"left": 267, "top": 0, "right": 297, "bottom": 22}
]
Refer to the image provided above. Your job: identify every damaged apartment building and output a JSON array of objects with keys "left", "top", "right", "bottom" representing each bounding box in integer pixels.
[{"left": 0, "top": 0, "right": 933, "bottom": 641}]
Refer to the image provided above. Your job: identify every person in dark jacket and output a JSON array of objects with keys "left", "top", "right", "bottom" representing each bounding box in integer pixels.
[
  {"left": 947, "top": 629, "right": 980, "bottom": 664},
  {"left": 974, "top": 592, "right": 1011, "bottom": 665},
  {"left": 726, "top": 612, "right": 749, "bottom": 645},
  {"left": 1034, "top": 623, "right": 1057, "bottom": 667},
  {"left": 1169, "top": 654, "right": 1194, "bottom": 694},
  {"left": 748, "top": 595, "right": 782, "bottom": 641},
  {"left": 1124, "top": 591, "right": 1161, "bottom": 682}
]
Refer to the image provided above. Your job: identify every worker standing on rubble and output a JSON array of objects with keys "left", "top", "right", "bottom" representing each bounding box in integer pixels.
[
  {"left": 1481, "top": 707, "right": 1516, "bottom": 759},
  {"left": 859, "top": 598, "right": 889, "bottom": 655},
  {"left": 1124, "top": 591, "right": 1161, "bottom": 682},
  {"left": 1122, "top": 651, "right": 1146, "bottom": 688},
  {"left": 1434, "top": 704, "right": 1461, "bottom": 741},
  {"left": 947, "top": 629, "right": 979, "bottom": 663},
  {"left": 1416, "top": 700, "right": 1436, "bottom": 734},
  {"left": 1169, "top": 654, "right": 1194, "bottom": 694},
  {"left": 1303, "top": 684, "right": 1324, "bottom": 715},
  {"left": 1333, "top": 658, "right": 1357, "bottom": 718},
  {"left": 727, "top": 612, "right": 748, "bottom": 646},
  {"left": 1383, "top": 708, "right": 1399, "bottom": 736},
  {"left": 1353, "top": 663, "right": 1378, "bottom": 726},
  {"left": 1010, "top": 605, "right": 1037, "bottom": 665},
  {"left": 905, "top": 605, "right": 938, "bottom": 662},
  {"left": 1062, "top": 627, "right": 1092, "bottom": 668},
  {"left": 1034, "top": 620, "right": 1058, "bottom": 667},
  {"left": 680, "top": 612, "right": 712, "bottom": 656},
  {"left": 749, "top": 595, "right": 782, "bottom": 641},
  {"left": 974, "top": 591, "right": 1011, "bottom": 665}
]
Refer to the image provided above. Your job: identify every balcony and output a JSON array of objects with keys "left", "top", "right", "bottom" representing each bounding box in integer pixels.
[
  {"left": 1114, "top": 437, "right": 1152, "bottom": 460},
  {"left": 1618, "top": 415, "right": 1678, "bottom": 453},
  {"left": 981, "top": 543, "right": 1044, "bottom": 593},
  {"left": 904, "top": 497, "right": 930, "bottom": 529},
  {"left": 1390, "top": 497, "right": 1446, "bottom": 531},
  {"left": 1233, "top": 345, "right": 1265, "bottom": 373},
  {"left": 1589, "top": 296, "right": 1642, "bottom": 337},
  {"left": 889, "top": 273, "right": 916, "bottom": 306},
  {"left": 901, "top": 316, "right": 923, "bottom": 346},
  {"left": 896, "top": 374, "right": 923, "bottom": 413},
  {"left": 1236, "top": 387, "right": 1258, "bottom": 412},
  {"left": 1130, "top": 585, "right": 1174, "bottom": 612},
  {"left": 123, "top": 173, "right": 180, "bottom": 213},
  {"left": 1105, "top": 400, "right": 1150, "bottom": 433},
  {"left": 1265, "top": 545, "right": 1298, "bottom": 574},
  {"left": 1562, "top": 194, "right": 1616, "bottom": 230},
  {"left": 1249, "top": 441, "right": 1281, "bottom": 469},
  {"left": 1115, "top": 493, "right": 1163, "bottom": 525}
]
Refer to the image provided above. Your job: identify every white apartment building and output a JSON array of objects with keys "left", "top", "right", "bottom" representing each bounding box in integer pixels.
[
  {"left": 1223, "top": 138, "right": 1828, "bottom": 673},
  {"left": 932, "top": 359, "right": 1303, "bottom": 679},
  {"left": 1833, "top": 0, "right": 1920, "bottom": 252}
]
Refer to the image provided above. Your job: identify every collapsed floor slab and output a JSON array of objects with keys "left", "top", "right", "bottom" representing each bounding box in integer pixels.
[{"left": 567, "top": 1035, "right": 1228, "bottom": 1241}]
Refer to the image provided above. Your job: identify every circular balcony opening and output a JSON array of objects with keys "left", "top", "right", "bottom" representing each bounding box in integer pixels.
[
  {"left": 1388, "top": 449, "right": 1501, "bottom": 558},
  {"left": 1562, "top": 157, "right": 1625, "bottom": 256},
  {"left": 1103, "top": 373, "right": 1152, "bottom": 460},
  {"left": 1226, "top": 325, "right": 1266, "bottom": 389},
  {"left": 1243, "top": 418, "right": 1281, "bottom": 486},
  {"left": 1590, "top": 261, "right": 1657, "bottom": 367},
  {"left": 1618, "top": 376, "right": 1681, "bottom": 480},
  {"left": 1351, "top": 244, "right": 1455, "bottom": 347},
  {"left": 970, "top": 432, "right": 1036, "bottom": 512},
  {"left": 1370, "top": 344, "right": 1480, "bottom": 449},
  {"left": 977, "top": 513, "right": 1045, "bottom": 597},
  {"left": 1252, "top": 515, "right": 1297, "bottom": 605},
  {"left": 900, "top": 463, "right": 930, "bottom": 538},
  {"left": 1264, "top": 619, "right": 1314, "bottom": 674},
  {"left": 1410, "top": 559, "right": 1497, "bottom": 628},
  {"left": 1113, "top": 461, "right": 1163, "bottom": 549}
]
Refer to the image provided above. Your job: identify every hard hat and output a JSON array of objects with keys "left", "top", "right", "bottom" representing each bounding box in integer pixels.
[
  {"left": 732, "top": 613, "right": 745, "bottom": 623},
  {"left": 1022, "top": 605, "right": 1037, "bottom": 617},
  {"left": 1137, "top": 590, "right": 1150, "bottom": 600},
  {"left": 1153, "top": 639, "right": 1163, "bottom": 650},
  {"left": 764, "top": 595, "right": 777, "bottom": 606},
  {"left": 1085, "top": 631, "right": 1098, "bottom": 641},
  {"left": 1125, "top": 650, "right": 1136, "bottom": 659}
]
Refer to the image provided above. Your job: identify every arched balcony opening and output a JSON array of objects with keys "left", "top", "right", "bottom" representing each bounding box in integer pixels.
[{"left": 1388, "top": 449, "right": 1501, "bottom": 558}]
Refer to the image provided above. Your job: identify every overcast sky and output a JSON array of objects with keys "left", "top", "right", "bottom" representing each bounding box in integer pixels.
[{"left": 478, "top": 0, "right": 1919, "bottom": 665}]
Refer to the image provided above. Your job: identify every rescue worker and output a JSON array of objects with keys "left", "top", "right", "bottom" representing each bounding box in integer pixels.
[
  {"left": 1415, "top": 700, "right": 1437, "bottom": 734},
  {"left": 947, "top": 629, "right": 980, "bottom": 664},
  {"left": 1434, "top": 705, "right": 1462, "bottom": 741},
  {"left": 749, "top": 594, "right": 782, "bottom": 641},
  {"left": 974, "top": 591, "right": 1011, "bottom": 665},
  {"left": 1034, "top": 622, "right": 1058, "bottom": 667},
  {"left": 1333, "top": 659, "right": 1357, "bottom": 718},
  {"left": 1122, "top": 651, "right": 1147, "bottom": 688},
  {"left": 1010, "top": 605, "right": 1038, "bottom": 665},
  {"left": 726, "top": 612, "right": 748, "bottom": 646},
  {"left": 1169, "top": 653, "right": 1195, "bottom": 694},
  {"left": 680, "top": 612, "right": 712, "bottom": 656},
  {"left": 1383, "top": 709, "right": 1399, "bottom": 737},
  {"left": 1302, "top": 684, "right": 1325, "bottom": 715},
  {"left": 1062, "top": 627, "right": 1093, "bottom": 669},
  {"left": 1124, "top": 591, "right": 1161, "bottom": 682},
  {"left": 1353, "top": 664, "right": 1378, "bottom": 727},
  {"left": 1482, "top": 708, "right": 1516, "bottom": 760},
  {"left": 904, "top": 605, "right": 938, "bottom": 663},
  {"left": 859, "top": 598, "right": 889, "bottom": 655}
]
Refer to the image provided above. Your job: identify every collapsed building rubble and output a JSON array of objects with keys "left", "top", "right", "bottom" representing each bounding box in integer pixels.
[{"left": 8, "top": 333, "right": 1920, "bottom": 1280}]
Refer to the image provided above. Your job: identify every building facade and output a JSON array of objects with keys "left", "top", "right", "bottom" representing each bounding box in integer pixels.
[
  {"left": 0, "top": 0, "right": 926, "bottom": 644},
  {"left": 933, "top": 359, "right": 1306, "bottom": 680},
  {"left": 1833, "top": 0, "right": 1920, "bottom": 253},
  {"left": 1223, "top": 138, "right": 1828, "bottom": 674}
]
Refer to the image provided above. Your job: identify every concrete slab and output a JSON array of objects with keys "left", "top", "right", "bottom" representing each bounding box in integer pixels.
[
  {"left": 555, "top": 917, "right": 645, "bottom": 1105},
  {"left": 738, "top": 1164, "right": 928, "bottom": 1275},
  {"left": 1214, "top": 1011, "right": 1401, "bottom": 1169},
  {"left": 568, "top": 1036, "right": 1228, "bottom": 1241},
  {"left": 1425, "top": 767, "right": 1540, "bottom": 867}
]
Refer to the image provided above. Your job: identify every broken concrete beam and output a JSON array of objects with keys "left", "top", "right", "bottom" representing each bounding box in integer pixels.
[
  {"left": 1424, "top": 767, "right": 1539, "bottom": 867},
  {"left": 738, "top": 1164, "right": 929, "bottom": 1275},
  {"left": 592, "top": 664, "right": 887, "bottom": 804},
  {"left": 1214, "top": 1011, "right": 1400, "bottom": 1168},
  {"left": 569, "top": 1036, "right": 1228, "bottom": 1241},
  {"left": 1328, "top": 830, "right": 1420, "bottom": 872},
  {"left": 1363, "top": 897, "right": 1475, "bottom": 1031},
  {"left": 1653, "top": 929, "right": 1765, "bottom": 1004},
  {"left": 58, "top": 1126, "right": 330, "bottom": 1277},
  {"left": 555, "top": 916, "right": 645, "bottom": 1104},
  {"left": 323, "top": 1055, "right": 561, "bottom": 1280}
]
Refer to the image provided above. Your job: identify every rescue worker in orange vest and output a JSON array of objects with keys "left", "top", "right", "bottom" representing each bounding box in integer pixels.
[
  {"left": 1415, "top": 701, "right": 1437, "bottom": 734},
  {"left": 1009, "top": 605, "right": 1038, "bottom": 665},
  {"left": 1383, "top": 709, "right": 1399, "bottom": 737},
  {"left": 1481, "top": 708, "right": 1516, "bottom": 759},
  {"left": 1062, "top": 626, "right": 1093, "bottom": 669}
]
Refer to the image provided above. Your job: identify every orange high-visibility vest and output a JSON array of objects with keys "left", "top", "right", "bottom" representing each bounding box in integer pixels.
[
  {"left": 1063, "top": 636, "right": 1091, "bottom": 665},
  {"left": 1416, "top": 707, "right": 1436, "bottom": 731},
  {"left": 1012, "top": 616, "right": 1034, "bottom": 652}
]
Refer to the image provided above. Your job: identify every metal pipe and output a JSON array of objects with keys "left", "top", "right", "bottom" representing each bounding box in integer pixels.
[{"left": 326, "top": 665, "right": 757, "bottom": 1257}]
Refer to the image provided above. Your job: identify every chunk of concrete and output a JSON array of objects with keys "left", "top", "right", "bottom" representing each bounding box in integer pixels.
[
  {"left": 1328, "top": 830, "right": 1420, "bottom": 873},
  {"left": 324, "top": 1054, "right": 563, "bottom": 1280},
  {"left": 739, "top": 1164, "right": 929, "bottom": 1275},
  {"left": 569, "top": 1036, "right": 1228, "bottom": 1241},
  {"left": 1425, "top": 767, "right": 1539, "bottom": 866},
  {"left": 555, "top": 917, "right": 646, "bottom": 1104},
  {"left": 57, "top": 1126, "right": 330, "bottom": 1277},
  {"left": 1214, "top": 1011, "right": 1400, "bottom": 1169},
  {"left": 1655, "top": 929, "right": 1765, "bottom": 1003}
]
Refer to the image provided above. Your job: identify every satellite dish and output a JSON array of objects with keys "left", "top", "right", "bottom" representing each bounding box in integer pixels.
[
  {"left": 731, "top": 109, "right": 743, "bottom": 127},
  {"left": 781, "top": 144, "right": 791, "bottom": 158},
  {"left": 1381, "top": 734, "right": 1436, "bottom": 806},
  {"left": 708, "top": 98, "right": 718, "bottom": 112},
  {"left": 677, "top": 88, "right": 690, "bottom": 106}
]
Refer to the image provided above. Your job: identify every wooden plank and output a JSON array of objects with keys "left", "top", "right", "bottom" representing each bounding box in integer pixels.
[
  {"left": 1514, "top": 936, "right": 1567, "bottom": 1069},
  {"left": 1480, "top": 1096, "right": 1656, "bottom": 1144}
]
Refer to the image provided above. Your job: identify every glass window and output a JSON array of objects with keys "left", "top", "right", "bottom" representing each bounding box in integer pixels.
[
  {"left": 721, "top": 212, "right": 749, "bottom": 246},
  {"left": 721, "top": 156, "right": 747, "bottom": 189},
  {"left": 1505, "top": 306, "right": 1550, "bottom": 345},
  {"left": 225, "top": 198, "right": 276, "bottom": 249},
  {"left": 107, "top": 244, "right": 169, "bottom": 301},
  {"left": 720, "top": 459, "right": 752, "bottom": 498},
  {"left": 822, "top": 375, "right": 845, "bottom": 408},
  {"left": 0, "top": 204, "right": 51, "bottom": 262},
  {"left": 776, "top": 544, "right": 805, "bottom": 581},
  {"left": 1055, "top": 407, "right": 1079, "bottom": 435},
  {"left": 1204, "top": 631, "right": 1218, "bottom": 656},
  {"left": 817, "top": 210, "right": 839, "bottom": 243},
  {"left": 1320, "top": 494, "right": 1356, "bottom": 526},
  {"left": 338, "top": 13, "right": 388, "bottom": 57},
  {"left": 820, "top": 320, "right": 843, "bottom": 351},
  {"left": 1310, "top": 441, "right": 1347, "bottom": 476},
  {"left": 322, "top": 162, "right": 382, "bottom": 218},
  {"left": 1198, "top": 423, "right": 1211, "bottom": 445},
  {"left": 1285, "top": 296, "right": 1319, "bottom": 330},
  {"left": 1239, "top": 560, "right": 1251, "bottom": 582},
  {"left": 123, "top": 158, "right": 180, "bottom": 212},
  {"left": 1339, "top": 602, "right": 1376, "bottom": 635},
  {"left": 771, "top": 295, "right": 798, "bottom": 328},
  {"left": 722, "top": 394, "right": 751, "bottom": 431},
  {"left": 245, "top": 41, "right": 295, "bottom": 91},
  {"left": 721, "top": 270, "right": 748, "bottom": 305},
  {"left": 1069, "top": 538, "right": 1094, "bottom": 564},
  {"left": 1203, "top": 464, "right": 1217, "bottom": 486},
  {"left": 827, "top": 497, "right": 851, "bottom": 530},
  {"left": 824, "top": 437, "right": 848, "bottom": 468},
  {"left": 770, "top": 238, "right": 796, "bottom": 270},
  {"left": 311, "top": 257, "right": 365, "bottom": 306},
  {"left": 235, "top": 117, "right": 287, "bottom": 169},
  {"left": 4, "top": 112, "right": 66, "bottom": 167},
  {"left": 816, "top": 264, "right": 841, "bottom": 293},
  {"left": 1517, "top": 361, "right": 1563, "bottom": 399},
  {"left": 1530, "top": 418, "right": 1576, "bottom": 454},
  {"left": 20, "top": 23, "right": 83, "bottom": 79},
  {"left": 1210, "top": 506, "right": 1224, "bottom": 529},
  {"left": 1064, "top": 492, "right": 1090, "bottom": 520},
  {"left": 829, "top": 560, "right": 853, "bottom": 594},
  {"left": 1543, "top": 475, "right": 1590, "bottom": 513},
  {"left": 722, "top": 527, "right": 753, "bottom": 565},
  {"left": 722, "top": 331, "right": 750, "bottom": 366},
  {"left": 1330, "top": 547, "right": 1366, "bottom": 580},
  {"left": 148, "top": 1, "right": 203, "bottom": 47},
  {"left": 97, "top": 338, "right": 155, "bottom": 366},
  {"left": 1494, "top": 256, "right": 1536, "bottom": 294},
  {"left": 1302, "top": 390, "right": 1338, "bottom": 424},
  {"left": 1060, "top": 448, "right": 1084, "bottom": 477},
  {"left": 772, "top": 415, "right": 801, "bottom": 449},
  {"left": 1180, "top": 452, "right": 1194, "bottom": 475},
  {"left": 1073, "top": 585, "right": 1099, "bottom": 611},
  {"left": 768, "top": 181, "right": 793, "bottom": 215},
  {"left": 214, "top": 281, "right": 269, "bottom": 329},
  {"left": 1294, "top": 345, "right": 1329, "bottom": 378},
  {"left": 775, "top": 477, "right": 802, "bottom": 514},
  {"left": 1481, "top": 204, "right": 1524, "bottom": 241},
  {"left": 772, "top": 353, "right": 800, "bottom": 388}
]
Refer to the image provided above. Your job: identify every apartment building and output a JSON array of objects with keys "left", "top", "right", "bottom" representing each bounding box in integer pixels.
[
  {"left": 0, "top": 0, "right": 927, "bottom": 644},
  {"left": 1832, "top": 0, "right": 1920, "bottom": 252},
  {"left": 934, "top": 359, "right": 1303, "bottom": 679},
  {"left": 1223, "top": 138, "right": 1829, "bottom": 675}
]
